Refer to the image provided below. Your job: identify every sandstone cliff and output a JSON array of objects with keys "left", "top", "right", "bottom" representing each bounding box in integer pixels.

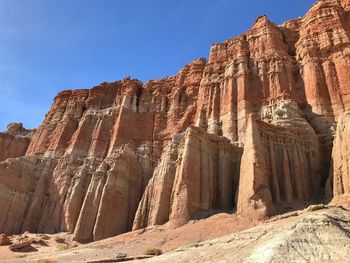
[
  {"left": 1, "top": 0, "right": 350, "bottom": 242},
  {"left": 133, "top": 127, "right": 242, "bottom": 229},
  {"left": 331, "top": 111, "right": 350, "bottom": 206},
  {"left": 237, "top": 109, "right": 322, "bottom": 219}
]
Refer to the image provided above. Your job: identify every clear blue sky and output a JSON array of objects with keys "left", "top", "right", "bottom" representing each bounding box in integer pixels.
[{"left": 0, "top": 0, "right": 315, "bottom": 131}]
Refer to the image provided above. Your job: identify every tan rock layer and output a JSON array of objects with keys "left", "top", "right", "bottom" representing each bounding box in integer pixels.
[
  {"left": 331, "top": 111, "right": 350, "bottom": 206},
  {"left": 237, "top": 113, "right": 322, "bottom": 219},
  {"left": 133, "top": 127, "right": 242, "bottom": 230}
]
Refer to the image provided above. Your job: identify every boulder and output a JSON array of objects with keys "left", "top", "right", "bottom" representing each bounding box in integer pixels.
[{"left": 0, "top": 234, "right": 10, "bottom": 246}]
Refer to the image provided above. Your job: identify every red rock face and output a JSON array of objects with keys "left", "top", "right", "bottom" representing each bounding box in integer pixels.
[
  {"left": 0, "top": 123, "right": 32, "bottom": 162},
  {"left": 1, "top": 0, "right": 350, "bottom": 241},
  {"left": 297, "top": 0, "right": 350, "bottom": 118}
]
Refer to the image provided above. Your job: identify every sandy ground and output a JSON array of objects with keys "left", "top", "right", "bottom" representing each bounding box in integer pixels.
[
  {"left": 137, "top": 206, "right": 350, "bottom": 263},
  {"left": 0, "top": 232, "right": 77, "bottom": 262},
  {"left": 0, "top": 213, "right": 255, "bottom": 263}
]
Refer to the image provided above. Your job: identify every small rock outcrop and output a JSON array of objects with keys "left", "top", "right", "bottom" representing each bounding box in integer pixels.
[
  {"left": 0, "top": 123, "right": 32, "bottom": 162},
  {"left": 9, "top": 240, "right": 33, "bottom": 251},
  {"left": 0, "top": 233, "right": 10, "bottom": 246}
]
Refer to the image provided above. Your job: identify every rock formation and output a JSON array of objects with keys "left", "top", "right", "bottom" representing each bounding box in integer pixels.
[
  {"left": 0, "top": 123, "right": 32, "bottom": 162},
  {"left": 331, "top": 111, "right": 350, "bottom": 206},
  {"left": 237, "top": 108, "right": 322, "bottom": 219},
  {"left": 133, "top": 127, "right": 242, "bottom": 229},
  {"left": 1, "top": 0, "right": 350, "bottom": 242}
]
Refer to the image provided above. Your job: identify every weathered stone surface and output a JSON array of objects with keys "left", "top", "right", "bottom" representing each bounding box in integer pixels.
[
  {"left": 141, "top": 207, "right": 350, "bottom": 263},
  {"left": 73, "top": 145, "right": 144, "bottom": 242},
  {"left": 0, "top": 234, "right": 10, "bottom": 246},
  {"left": 297, "top": 0, "right": 350, "bottom": 118},
  {"left": 0, "top": 123, "right": 32, "bottom": 162},
  {"left": 6, "top": 123, "right": 31, "bottom": 136},
  {"left": 133, "top": 127, "right": 242, "bottom": 229},
  {"left": 0, "top": 60, "right": 207, "bottom": 241},
  {"left": 0, "top": 156, "right": 57, "bottom": 235},
  {"left": 9, "top": 240, "right": 33, "bottom": 251},
  {"left": 237, "top": 107, "right": 322, "bottom": 219},
  {"left": 331, "top": 111, "right": 350, "bottom": 207},
  {"left": 0, "top": 0, "right": 350, "bottom": 243}
]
